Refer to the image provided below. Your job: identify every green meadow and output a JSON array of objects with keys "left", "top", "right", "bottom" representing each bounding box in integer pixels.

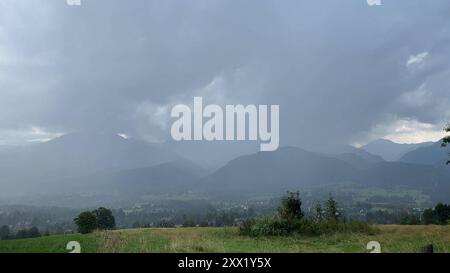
[{"left": 1, "top": 225, "right": 450, "bottom": 253}]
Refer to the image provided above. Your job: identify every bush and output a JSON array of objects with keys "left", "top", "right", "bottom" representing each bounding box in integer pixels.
[
  {"left": 239, "top": 191, "right": 376, "bottom": 237},
  {"left": 238, "top": 219, "right": 256, "bottom": 236},
  {"left": 239, "top": 216, "right": 375, "bottom": 237},
  {"left": 249, "top": 216, "right": 297, "bottom": 236},
  {"left": 278, "top": 191, "right": 304, "bottom": 221}
]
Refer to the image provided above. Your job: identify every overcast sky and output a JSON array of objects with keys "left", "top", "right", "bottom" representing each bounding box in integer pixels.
[{"left": 0, "top": 0, "right": 449, "bottom": 152}]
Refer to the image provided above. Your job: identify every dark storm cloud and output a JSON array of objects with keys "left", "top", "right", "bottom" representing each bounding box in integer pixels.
[{"left": 0, "top": 0, "right": 449, "bottom": 149}]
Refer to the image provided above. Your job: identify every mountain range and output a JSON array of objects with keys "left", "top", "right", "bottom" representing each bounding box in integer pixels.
[
  {"left": 200, "top": 146, "right": 450, "bottom": 198},
  {"left": 0, "top": 132, "right": 179, "bottom": 195},
  {"left": 0, "top": 132, "right": 449, "bottom": 205}
]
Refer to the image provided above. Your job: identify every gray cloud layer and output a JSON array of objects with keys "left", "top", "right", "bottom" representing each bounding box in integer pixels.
[{"left": 0, "top": 0, "right": 449, "bottom": 152}]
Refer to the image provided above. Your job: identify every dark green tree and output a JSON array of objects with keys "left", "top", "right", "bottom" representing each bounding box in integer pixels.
[
  {"left": 278, "top": 191, "right": 304, "bottom": 221},
  {"left": 325, "top": 194, "right": 340, "bottom": 221},
  {"left": 93, "top": 207, "right": 116, "bottom": 230},
  {"left": 434, "top": 203, "right": 450, "bottom": 225},
  {"left": 74, "top": 211, "right": 98, "bottom": 234},
  {"left": 28, "top": 226, "right": 41, "bottom": 238},
  {"left": 422, "top": 208, "right": 436, "bottom": 225},
  {"left": 0, "top": 225, "right": 10, "bottom": 240},
  {"left": 422, "top": 203, "right": 450, "bottom": 225},
  {"left": 400, "top": 213, "right": 420, "bottom": 225}
]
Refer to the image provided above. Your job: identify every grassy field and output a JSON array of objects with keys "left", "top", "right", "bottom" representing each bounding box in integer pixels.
[{"left": 1, "top": 225, "right": 450, "bottom": 253}]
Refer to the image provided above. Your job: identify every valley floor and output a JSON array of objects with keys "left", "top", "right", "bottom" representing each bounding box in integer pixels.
[{"left": 1, "top": 225, "right": 450, "bottom": 253}]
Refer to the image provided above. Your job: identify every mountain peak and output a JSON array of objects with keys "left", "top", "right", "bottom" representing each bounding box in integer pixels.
[
  {"left": 50, "top": 131, "right": 127, "bottom": 143},
  {"left": 363, "top": 139, "right": 434, "bottom": 161},
  {"left": 369, "top": 139, "right": 396, "bottom": 145}
]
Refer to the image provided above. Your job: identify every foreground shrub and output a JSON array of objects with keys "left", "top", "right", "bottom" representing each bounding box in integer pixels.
[
  {"left": 239, "top": 191, "right": 377, "bottom": 237},
  {"left": 278, "top": 191, "right": 304, "bottom": 221},
  {"left": 244, "top": 216, "right": 301, "bottom": 236},
  {"left": 239, "top": 216, "right": 376, "bottom": 237}
]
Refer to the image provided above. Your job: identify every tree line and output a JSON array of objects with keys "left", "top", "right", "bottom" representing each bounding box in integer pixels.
[
  {"left": 422, "top": 203, "right": 450, "bottom": 225},
  {"left": 1, "top": 207, "right": 117, "bottom": 239},
  {"left": 0, "top": 226, "right": 46, "bottom": 240}
]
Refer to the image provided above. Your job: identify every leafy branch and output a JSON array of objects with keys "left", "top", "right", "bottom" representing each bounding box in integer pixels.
[{"left": 443, "top": 124, "right": 450, "bottom": 165}]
